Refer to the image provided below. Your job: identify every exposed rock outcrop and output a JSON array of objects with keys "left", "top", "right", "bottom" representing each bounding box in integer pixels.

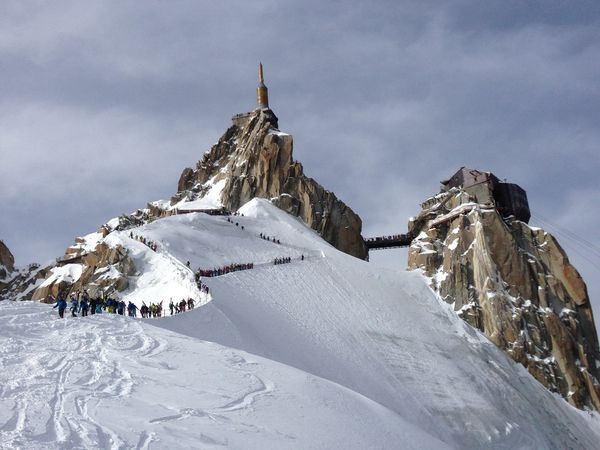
[
  {"left": 407, "top": 186, "right": 600, "bottom": 410},
  {"left": 175, "top": 109, "right": 367, "bottom": 260},
  {"left": 0, "top": 240, "right": 15, "bottom": 283},
  {"left": 0, "top": 240, "right": 16, "bottom": 296},
  {"left": 0, "top": 241, "right": 51, "bottom": 301},
  {"left": 30, "top": 234, "right": 135, "bottom": 302}
]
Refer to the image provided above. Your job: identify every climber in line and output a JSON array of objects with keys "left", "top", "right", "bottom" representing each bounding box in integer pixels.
[
  {"left": 69, "top": 295, "right": 79, "bottom": 317},
  {"left": 53, "top": 296, "right": 68, "bottom": 318},
  {"left": 127, "top": 301, "right": 138, "bottom": 317},
  {"left": 79, "top": 296, "right": 89, "bottom": 317}
]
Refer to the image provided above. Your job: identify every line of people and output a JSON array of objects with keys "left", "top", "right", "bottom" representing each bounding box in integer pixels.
[
  {"left": 53, "top": 293, "right": 138, "bottom": 318},
  {"left": 195, "top": 263, "right": 254, "bottom": 278},
  {"left": 225, "top": 217, "right": 245, "bottom": 230},
  {"left": 259, "top": 233, "right": 281, "bottom": 244},
  {"left": 52, "top": 295, "right": 200, "bottom": 319},
  {"left": 197, "top": 279, "right": 210, "bottom": 294},
  {"left": 274, "top": 256, "right": 297, "bottom": 265},
  {"left": 140, "top": 302, "right": 162, "bottom": 318},
  {"left": 129, "top": 232, "right": 158, "bottom": 252},
  {"left": 365, "top": 234, "right": 408, "bottom": 243},
  {"left": 168, "top": 298, "right": 195, "bottom": 315}
]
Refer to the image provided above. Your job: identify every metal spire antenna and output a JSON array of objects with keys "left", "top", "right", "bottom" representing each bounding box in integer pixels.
[{"left": 256, "top": 62, "right": 269, "bottom": 109}]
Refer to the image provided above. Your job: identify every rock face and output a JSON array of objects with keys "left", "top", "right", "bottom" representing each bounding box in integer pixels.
[
  {"left": 0, "top": 240, "right": 51, "bottom": 301},
  {"left": 30, "top": 234, "right": 135, "bottom": 303},
  {"left": 0, "top": 240, "right": 16, "bottom": 294},
  {"left": 407, "top": 186, "right": 600, "bottom": 410},
  {"left": 1, "top": 234, "right": 132, "bottom": 302},
  {"left": 0, "top": 240, "right": 15, "bottom": 281},
  {"left": 175, "top": 108, "right": 367, "bottom": 260}
]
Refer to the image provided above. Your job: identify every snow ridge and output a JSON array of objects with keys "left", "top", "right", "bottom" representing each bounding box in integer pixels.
[{"left": 2, "top": 199, "right": 600, "bottom": 448}]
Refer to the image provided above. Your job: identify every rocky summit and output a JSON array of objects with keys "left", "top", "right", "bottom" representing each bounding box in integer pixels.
[
  {"left": 407, "top": 170, "right": 600, "bottom": 410},
  {"left": 175, "top": 108, "right": 367, "bottom": 260}
]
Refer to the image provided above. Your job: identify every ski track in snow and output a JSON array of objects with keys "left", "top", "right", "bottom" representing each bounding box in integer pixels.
[
  {"left": 0, "top": 303, "right": 277, "bottom": 449},
  {"left": 0, "top": 305, "right": 162, "bottom": 450},
  {"left": 1, "top": 301, "right": 443, "bottom": 450}
]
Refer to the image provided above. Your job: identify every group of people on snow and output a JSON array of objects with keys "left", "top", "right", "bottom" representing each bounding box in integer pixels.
[
  {"left": 274, "top": 256, "right": 293, "bottom": 265},
  {"left": 140, "top": 302, "right": 162, "bottom": 318},
  {"left": 196, "top": 279, "right": 210, "bottom": 294},
  {"left": 259, "top": 233, "right": 281, "bottom": 244},
  {"left": 52, "top": 290, "right": 139, "bottom": 318},
  {"left": 195, "top": 263, "right": 254, "bottom": 278},
  {"left": 53, "top": 294, "right": 199, "bottom": 320},
  {"left": 167, "top": 298, "right": 195, "bottom": 315},
  {"left": 225, "top": 217, "right": 245, "bottom": 230},
  {"left": 129, "top": 232, "right": 158, "bottom": 252},
  {"left": 52, "top": 215, "right": 306, "bottom": 321}
]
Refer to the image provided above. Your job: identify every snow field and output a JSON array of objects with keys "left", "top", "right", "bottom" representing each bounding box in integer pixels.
[
  {"left": 4, "top": 198, "right": 600, "bottom": 448},
  {"left": 148, "top": 200, "right": 600, "bottom": 449},
  {"left": 0, "top": 301, "right": 445, "bottom": 450}
]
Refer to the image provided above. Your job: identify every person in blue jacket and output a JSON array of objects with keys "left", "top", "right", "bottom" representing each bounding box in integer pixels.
[
  {"left": 53, "top": 296, "right": 68, "bottom": 318},
  {"left": 69, "top": 295, "right": 79, "bottom": 317},
  {"left": 127, "top": 301, "right": 138, "bottom": 317}
]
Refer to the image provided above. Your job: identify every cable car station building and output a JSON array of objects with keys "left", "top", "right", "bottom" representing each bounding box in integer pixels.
[{"left": 440, "top": 167, "right": 531, "bottom": 223}]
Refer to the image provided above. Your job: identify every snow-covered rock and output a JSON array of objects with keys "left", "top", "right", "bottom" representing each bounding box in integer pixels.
[
  {"left": 408, "top": 186, "right": 600, "bottom": 410},
  {"left": 176, "top": 108, "right": 367, "bottom": 260}
]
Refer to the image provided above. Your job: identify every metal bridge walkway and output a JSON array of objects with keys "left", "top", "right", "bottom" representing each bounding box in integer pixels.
[{"left": 364, "top": 233, "right": 413, "bottom": 250}]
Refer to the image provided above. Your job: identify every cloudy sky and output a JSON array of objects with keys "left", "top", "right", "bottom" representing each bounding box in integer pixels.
[{"left": 2, "top": 1, "right": 599, "bottom": 313}]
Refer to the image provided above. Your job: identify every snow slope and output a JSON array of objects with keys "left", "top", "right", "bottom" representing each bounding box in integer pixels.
[
  {"left": 3, "top": 198, "right": 600, "bottom": 449},
  {"left": 150, "top": 199, "right": 600, "bottom": 449},
  {"left": 0, "top": 301, "right": 444, "bottom": 450},
  {"left": 105, "top": 199, "right": 325, "bottom": 309}
]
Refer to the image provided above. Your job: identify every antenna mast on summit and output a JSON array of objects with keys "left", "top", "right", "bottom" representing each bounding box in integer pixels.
[{"left": 256, "top": 62, "right": 269, "bottom": 109}]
